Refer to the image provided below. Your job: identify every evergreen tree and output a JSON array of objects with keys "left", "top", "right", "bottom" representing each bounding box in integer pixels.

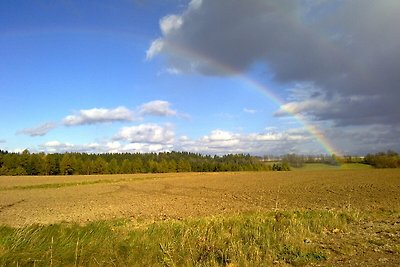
[
  {"left": 121, "top": 159, "right": 132, "bottom": 174},
  {"left": 177, "top": 158, "right": 191, "bottom": 172},
  {"left": 92, "top": 157, "right": 109, "bottom": 174},
  {"left": 108, "top": 159, "right": 119, "bottom": 174},
  {"left": 131, "top": 157, "right": 143, "bottom": 173},
  {"left": 60, "top": 153, "right": 77, "bottom": 175}
]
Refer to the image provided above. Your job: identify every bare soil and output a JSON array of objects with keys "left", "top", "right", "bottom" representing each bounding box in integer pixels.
[
  {"left": 0, "top": 169, "right": 399, "bottom": 265},
  {"left": 0, "top": 170, "right": 399, "bottom": 226}
]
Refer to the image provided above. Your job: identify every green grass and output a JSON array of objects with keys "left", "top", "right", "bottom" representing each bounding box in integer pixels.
[
  {"left": 0, "top": 179, "right": 118, "bottom": 191},
  {"left": 0, "top": 175, "right": 161, "bottom": 191},
  {"left": 293, "top": 163, "right": 372, "bottom": 171},
  {"left": 0, "top": 210, "right": 359, "bottom": 266},
  {"left": 338, "top": 163, "right": 373, "bottom": 170}
]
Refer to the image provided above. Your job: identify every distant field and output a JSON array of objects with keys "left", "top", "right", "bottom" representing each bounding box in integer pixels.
[
  {"left": 293, "top": 163, "right": 373, "bottom": 171},
  {"left": 0, "top": 169, "right": 399, "bottom": 266}
]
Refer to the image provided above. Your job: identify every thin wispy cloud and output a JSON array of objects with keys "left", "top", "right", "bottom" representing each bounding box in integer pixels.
[
  {"left": 17, "top": 122, "right": 58, "bottom": 137},
  {"left": 243, "top": 108, "right": 257, "bottom": 114}
]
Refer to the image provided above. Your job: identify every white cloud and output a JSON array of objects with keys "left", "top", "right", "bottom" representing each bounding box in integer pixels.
[
  {"left": 44, "top": 140, "right": 64, "bottom": 147},
  {"left": 122, "top": 143, "right": 171, "bottom": 153},
  {"left": 243, "top": 108, "right": 257, "bottom": 114},
  {"left": 18, "top": 122, "right": 58, "bottom": 137},
  {"left": 274, "top": 99, "right": 331, "bottom": 117},
  {"left": 12, "top": 148, "right": 26, "bottom": 153},
  {"left": 37, "top": 122, "right": 400, "bottom": 155},
  {"left": 179, "top": 135, "right": 190, "bottom": 142},
  {"left": 146, "top": 38, "right": 164, "bottom": 60},
  {"left": 109, "top": 126, "right": 317, "bottom": 155},
  {"left": 41, "top": 141, "right": 75, "bottom": 153},
  {"left": 40, "top": 140, "right": 118, "bottom": 154},
  {"left": 115, "top": 123, "right": 175, "bottom": 144},
  {"left": 165, "top": 67, "right": 182, "bottom": 75},
  {"left": 206, "top": 130, "right": 236, "bottom": 141},
  {"left": 200, "top": 130, "right": 241, "bottom": 149},
  {"left": 44, "top": 122, "right": 176, "bottom": 154},
  {"left": 138, "top": 100, "right": 177, "bottom": 117},
  {"left": 61, "top": 100, "right": 181, "bottom": 127},
  {"left": 106, "top": 141, "right": 122, "bottom": 151},
  {"left": 63, "top": 106, "right": 134, "bottom": 126},
  {"left": 160, "top": 15, "right": 183, "bottom": 35},
  {"left": 177, "top": 128, "right": 313, "bottom": 155}
]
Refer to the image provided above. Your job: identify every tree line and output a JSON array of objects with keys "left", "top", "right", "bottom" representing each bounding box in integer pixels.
[
  {"left": 0, "top": 150, "right": 271, "bottom": 176},
  {"left": 278, "top": 151, "right": 400, "bottom": 169},
  {"left": 364, "top": 150, "right": 400, "bottom": 168},
  {"left": 264, "top": 154, "right": 344, "bottom": 168},
  {"left": 1, "top": 149, "right": 397, "bottom": 176}
]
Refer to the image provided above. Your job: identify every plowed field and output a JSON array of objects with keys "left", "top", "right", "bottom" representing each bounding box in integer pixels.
[
  {"left": 1, "top": 169, "right": 400, "bottom": 266},
  {"left": 1, "top": 169, "right": 399, "bottom": 226}
]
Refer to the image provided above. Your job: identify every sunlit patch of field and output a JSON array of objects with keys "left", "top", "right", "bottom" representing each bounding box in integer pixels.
[
  {"left": 0, "top": 169, "right": 399, "bottom": 266},
  {"left": 293, "top": 163, "right": 373, "bottom": 171}
]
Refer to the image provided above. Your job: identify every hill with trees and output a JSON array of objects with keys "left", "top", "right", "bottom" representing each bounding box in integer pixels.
[
  {"left": 0, "top": 150, "right": 270, "bottom": 176},
  {"left": 1, "top": 149, "right": 398, "bottom": 176}
]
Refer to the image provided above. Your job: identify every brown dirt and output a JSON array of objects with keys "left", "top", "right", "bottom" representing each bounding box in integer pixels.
[
  {"left": 1, "top": 169, "right": 399, "bottom": 265},
  {"left": 0, "top": 170, "right": 399, "bottom": 226}
]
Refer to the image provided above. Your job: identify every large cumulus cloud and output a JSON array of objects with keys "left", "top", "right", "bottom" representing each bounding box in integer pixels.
[{"left": 147, "top": 0, "right": 400, "bottom": 126}]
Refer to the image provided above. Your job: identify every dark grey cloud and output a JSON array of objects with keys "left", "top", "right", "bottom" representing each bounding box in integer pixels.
[
  {"left": 323, "top": 124, "right": 400, "bottom": 155},
  {"left": 148, "top": 0, "right": 400, "bottom": 127}
]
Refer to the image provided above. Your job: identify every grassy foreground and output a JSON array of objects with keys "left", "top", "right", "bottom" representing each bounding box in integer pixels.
[{"left": 0, "top": 210, "right": 361, "bottom": 267}]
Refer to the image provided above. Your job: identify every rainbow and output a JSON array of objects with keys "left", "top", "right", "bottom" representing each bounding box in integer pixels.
[
  {"left": 241, "top": 77, "right": 340, "bottom": 156},
  {"left": 3, "top": 27, "right": 341, "bottom": 156},
  {"left": 162, "top": 40, "right": 341, "bottom": 156}
]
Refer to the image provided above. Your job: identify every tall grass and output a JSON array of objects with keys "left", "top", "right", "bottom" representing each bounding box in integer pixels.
[{"left": 0, "top": 210, "right": 359, "bottom": 266}]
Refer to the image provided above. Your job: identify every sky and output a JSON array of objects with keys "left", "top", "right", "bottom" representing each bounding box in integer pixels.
[{"left": 0, "top": 0, "right": 399, "bottom": 156}]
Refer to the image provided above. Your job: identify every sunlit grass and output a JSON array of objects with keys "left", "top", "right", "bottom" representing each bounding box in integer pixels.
[
  {"left": 0, "top": 210, "right": 360, "bottom": 266},
  {"left": 293, "top": 163, "right": 372, "bottom": 171},
  {"left": 0, "top": 175, "right": 161, "bottom": 191}
]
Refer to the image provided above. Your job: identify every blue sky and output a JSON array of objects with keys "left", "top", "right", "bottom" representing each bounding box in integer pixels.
[{"left": 1, "top": 0, "right": 399, "bottom": 155}]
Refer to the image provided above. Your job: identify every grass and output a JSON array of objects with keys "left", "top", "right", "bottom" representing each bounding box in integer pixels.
[
  {"left": 293, "top": 163, "right": 372, "bottom": 171},
  {"left": 0, "top": 179, "right": 118, "bottom": 191},
  {"left": 0, "top": 175, "right": 162, "bottom": 191},
  {"left": 0, "top": 210, "right": 360, "bottom": 267}
]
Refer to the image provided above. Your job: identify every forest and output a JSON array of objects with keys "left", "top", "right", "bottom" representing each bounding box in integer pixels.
[
  {"left": 0, "top": 149, "right": 398, "bottom": 176},
  {"left": 0, "top": 150, "right": 270, "bottom": 176}
]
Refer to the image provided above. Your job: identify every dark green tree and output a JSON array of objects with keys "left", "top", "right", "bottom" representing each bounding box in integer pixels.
[{"left": 60, "top": 153, "right": 78, "bottom": 175}]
